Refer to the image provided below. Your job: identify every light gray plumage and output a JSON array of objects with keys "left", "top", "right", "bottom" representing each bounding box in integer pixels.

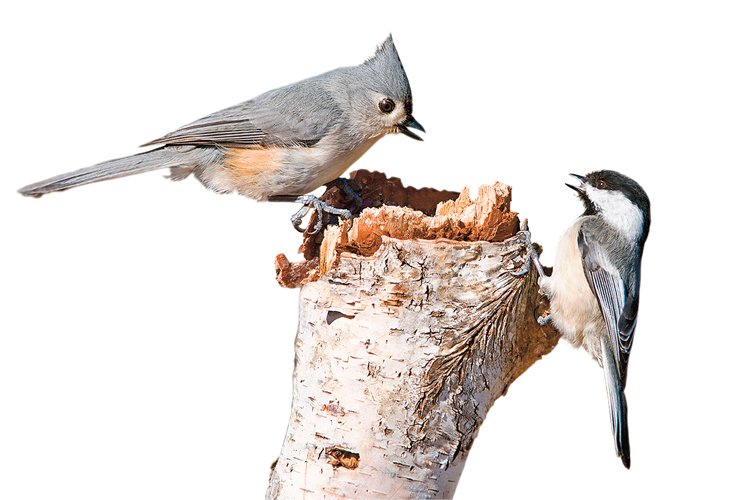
[
  {"left": 18, "top": 36, "right": 424, "bottom": 213},
  {"left": 538, "top": 170, "right": 650, "bottom": 469},
  {"left": 18, "top": 146, "right": 222, "bottom": 196}
]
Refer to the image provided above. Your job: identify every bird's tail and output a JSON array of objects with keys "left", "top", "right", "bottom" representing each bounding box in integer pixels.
[
  {"left": 601, "top": 337, "right": 631, "bottom": 469},
  {"left": 18, "top": 146, "right": 216, "bottom": 197}
]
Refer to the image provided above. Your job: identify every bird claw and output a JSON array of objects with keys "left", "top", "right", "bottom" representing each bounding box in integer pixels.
[
  {"left": 511, "top": 257, "right": 532, "bottom": 276},
  {"left": 291, "top": 195, "right": 353, "bottom": 234},
  {"left": 515, "top": 220, "right": 554, "bottom": 327},
  {"left": 513, "top": 223, "right": 547, "bottom": 279}
]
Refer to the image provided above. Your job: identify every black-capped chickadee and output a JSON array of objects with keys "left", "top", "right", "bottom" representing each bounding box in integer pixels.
[{"left": 535, "top": 170, "right": 651, "bottom": 469}]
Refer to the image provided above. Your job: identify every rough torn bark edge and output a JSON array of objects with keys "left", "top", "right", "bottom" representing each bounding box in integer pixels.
[{"left": 275, "top": 171, "right": 517, "bottom": 288}]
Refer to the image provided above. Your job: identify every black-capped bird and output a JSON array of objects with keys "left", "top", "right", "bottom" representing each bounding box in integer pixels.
[{"left": 537, "top": 170, "right": 650, "bottom": 469}]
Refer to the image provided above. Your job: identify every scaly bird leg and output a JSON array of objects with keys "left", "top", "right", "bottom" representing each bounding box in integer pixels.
[
  {"left": 268, "top": 194, "right": 353, "bottom": 234},
  {"left": 512, "top": 221, "right": 552, "bottom": 326},
  {"left": 511, "top": 221, "right": 547, "bottom": 279}
]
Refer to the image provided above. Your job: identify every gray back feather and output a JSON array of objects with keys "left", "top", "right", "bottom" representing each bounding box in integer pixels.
[{"left": 141, "top": 79, "right": 343, "bottom": 148}]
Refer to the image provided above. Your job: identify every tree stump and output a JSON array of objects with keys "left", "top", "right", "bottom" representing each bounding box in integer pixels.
[{"left": 269, "top": 170, "right": 559, "bottom": 499}]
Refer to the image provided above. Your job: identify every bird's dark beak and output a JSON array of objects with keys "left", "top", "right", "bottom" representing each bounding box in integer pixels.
[
  {"left": 565, "top": 173, "right": 586, "bottom": 194},
  {"left": 398, "top": 116, "right": 425, "bottom": 141}
]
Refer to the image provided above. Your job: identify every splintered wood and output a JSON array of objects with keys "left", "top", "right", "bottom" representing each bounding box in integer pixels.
[
  {"left": 275, "top": 170, "right": 519, "bottom": 287},
  {"left": 268, "top": 170, "right": 559, "bottom": 499}
]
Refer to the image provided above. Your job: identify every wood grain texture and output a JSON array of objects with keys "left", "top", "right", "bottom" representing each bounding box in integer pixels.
[{"left": 268, "top": 172, "right": 558, "bottom": 498}]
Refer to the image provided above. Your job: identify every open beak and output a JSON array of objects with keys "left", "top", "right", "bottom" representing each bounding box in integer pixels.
[
  {"left": 397, "top": 116, "right": 425, "bottom": 141},
  {"left": 565, "top": 173, "right": 586, "bottom": 194}
]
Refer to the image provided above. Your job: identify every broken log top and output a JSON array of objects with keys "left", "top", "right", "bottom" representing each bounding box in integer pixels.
[
  {"left": 268, "top": 170, "right": 558, "bottom": 498},
  {"left": 275, "top": 170, "right": 520, "bottom": 288}
]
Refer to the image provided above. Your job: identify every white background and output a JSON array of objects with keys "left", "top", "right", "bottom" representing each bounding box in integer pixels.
[{"left": 2, "top": 1, "right": 748, "bottom": 498}]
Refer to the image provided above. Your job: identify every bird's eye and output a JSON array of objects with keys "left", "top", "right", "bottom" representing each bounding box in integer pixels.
[
  {"left": 596, "top": 179, "right": 607, "bottom": 189},
  {"left": 378, "top": 98, "right": 396, "bottom": 114}
]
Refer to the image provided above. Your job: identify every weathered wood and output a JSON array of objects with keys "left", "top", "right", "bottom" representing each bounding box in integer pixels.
[{"left": 269, "top": 171, "right": 558, "bottom": 498}]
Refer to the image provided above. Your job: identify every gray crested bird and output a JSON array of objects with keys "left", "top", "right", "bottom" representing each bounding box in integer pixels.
[
  {"left": 18, "top": 35, "right": 424, "bottom": 233},
  {"left": 534, "top": 170, "right": 650, "bottom": 469}
]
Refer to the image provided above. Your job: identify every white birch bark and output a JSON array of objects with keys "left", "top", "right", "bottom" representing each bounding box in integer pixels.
[{"left": 268, "top": 223, "right": 557, "bottom": 498}]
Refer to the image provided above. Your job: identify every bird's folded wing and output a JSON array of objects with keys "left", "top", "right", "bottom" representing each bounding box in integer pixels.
[
  {"left": 577, "top": 229, "right": 634, "bottom": 385},
  {"left": 142, "top": 91, "right": 340, "bottom": 148}
]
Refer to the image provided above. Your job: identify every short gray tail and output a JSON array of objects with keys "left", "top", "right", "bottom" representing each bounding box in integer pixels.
[
  {"left": 18, "top": 146, "right": 210, "bottom": 197},
  {"left": 601, "top": 337, "right": 631, "bottom": 469}
]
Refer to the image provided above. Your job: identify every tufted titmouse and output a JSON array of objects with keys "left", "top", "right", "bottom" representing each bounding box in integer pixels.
[
  {"left": 533, "top": 170, "right": 650, "bottom": 469},
  {"left": 18, "top": 35, "right": 424, "bottom": 233}
]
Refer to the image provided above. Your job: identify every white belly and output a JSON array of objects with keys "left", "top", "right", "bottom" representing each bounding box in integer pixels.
[
  {"left": 542, "top": 219, "right": 606, "bottom": 363},
  {"left": 272, "top": 135, "right": 382, "bottom": 197}
]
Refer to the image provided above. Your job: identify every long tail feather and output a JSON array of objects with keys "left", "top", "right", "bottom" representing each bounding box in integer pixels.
[
  {"left": 601, "top": 337, "right": 631, "bottom": 468},
  {"left": 18, "top": 146, "right": 213, "bottom": 197}
]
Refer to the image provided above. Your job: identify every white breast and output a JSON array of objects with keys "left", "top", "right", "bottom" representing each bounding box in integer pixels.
[{"left": 542, "top": 219, "right": 605, "bottom": 361}]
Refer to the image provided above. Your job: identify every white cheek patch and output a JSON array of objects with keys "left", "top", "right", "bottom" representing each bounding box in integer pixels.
[
  {"left": 585, "top": 186, "right": 643, "bottom": 239},
  {"left": 391, "top": 103, "right": 408, "bottom": 126}
]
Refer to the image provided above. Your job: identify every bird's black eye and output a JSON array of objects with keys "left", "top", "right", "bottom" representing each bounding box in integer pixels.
[
  {"left": 378, "top": 98, "right": 396, "bottom": 114},
  {"left": 596, "top": 179, "right": 607, "bottom": 189}
]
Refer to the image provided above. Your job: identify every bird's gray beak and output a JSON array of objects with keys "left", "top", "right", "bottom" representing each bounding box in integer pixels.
[
  {"left": 398, "top": 116, "right": 425, "bottom": 141},
  {"left": 565, "top": 173, "right": 586, "bottom": 194}
]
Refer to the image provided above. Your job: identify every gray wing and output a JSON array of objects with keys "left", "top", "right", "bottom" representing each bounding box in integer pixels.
[
  {"left": 578, "top": 228, "right": 634, "bottom": 467},
  {"left": 142, "top": 82, "right": 341, "bottom": 148},
  {"left": 577, "top": 229, "right": 633, "bottom": 384}
]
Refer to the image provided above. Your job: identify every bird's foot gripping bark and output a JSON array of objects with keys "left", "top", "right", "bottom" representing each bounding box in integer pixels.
[
  {"left": 511, "top": 220, "right": 552, "bottom": 326},
  {"left": 511, "top": 221, "right": 547, "bottom": 279},
  {"left": 291, "top": 195, "right": 352, "bottom": 234}
]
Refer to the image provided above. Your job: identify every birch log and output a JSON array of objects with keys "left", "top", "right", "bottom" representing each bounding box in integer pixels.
[{"left": 269, "top": 171, "right": 558, "bottom": 499}]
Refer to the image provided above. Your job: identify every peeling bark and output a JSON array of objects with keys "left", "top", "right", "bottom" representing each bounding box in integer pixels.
[{"left": 268, "top": 171, "right": 558, "bottom": 498}]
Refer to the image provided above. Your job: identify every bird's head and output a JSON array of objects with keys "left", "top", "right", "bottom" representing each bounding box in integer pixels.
[
  {"left": 345, "top": 35, "right": 425, "bottom": 142},
  {"left": 567, "top": 170, "right": 650, "bottom": 240}
]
